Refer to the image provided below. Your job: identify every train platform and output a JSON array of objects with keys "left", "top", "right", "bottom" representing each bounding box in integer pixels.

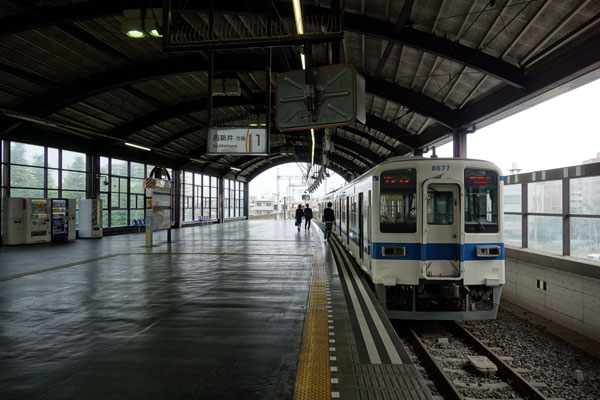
[{"left": 0, "top": 220, "right": 431, "bottom": 400}]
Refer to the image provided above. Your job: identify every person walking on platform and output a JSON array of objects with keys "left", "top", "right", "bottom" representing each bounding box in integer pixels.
[
  {"left": 304, "top": 203, "right": 313, "bottom": 231},
  {"left": 295, "top": 204, "right": 304, "bottom": 232},
  {"left": 323, "top": 201, "right": 335, "bottom": 240}
]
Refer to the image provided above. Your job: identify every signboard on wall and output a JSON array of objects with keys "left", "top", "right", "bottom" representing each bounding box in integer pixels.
[{"left": 207, "top": 127, "right": 268, "bottom": 155}]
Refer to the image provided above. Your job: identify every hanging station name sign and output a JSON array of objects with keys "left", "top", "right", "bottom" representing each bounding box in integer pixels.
[{"left": 207, "top": 127, "right": 268, "bottom": 155}]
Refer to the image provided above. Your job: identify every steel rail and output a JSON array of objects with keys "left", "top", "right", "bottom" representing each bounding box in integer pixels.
[
  {"left": 448, "top": 320, "right": 549, "bottom": 400},
  {"left": 407, "top": 325, "right": 464, "bottom": 400}
]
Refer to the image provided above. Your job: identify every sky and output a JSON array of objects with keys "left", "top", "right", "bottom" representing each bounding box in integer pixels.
[{"left": 250, "top": 77, "right": 600, "bottom": 199}]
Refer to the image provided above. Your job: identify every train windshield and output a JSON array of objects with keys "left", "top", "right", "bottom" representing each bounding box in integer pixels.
[
  {"left": 464, "top": 168, "right": 499, "bottom": 233},
  {"left": 380, "top": 169, "right": 416, "bottom": 233}
]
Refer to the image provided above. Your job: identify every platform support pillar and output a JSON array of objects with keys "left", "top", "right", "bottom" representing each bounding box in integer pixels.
[{"left": 453, "top": 129, "right": 468, "bottom": 158}]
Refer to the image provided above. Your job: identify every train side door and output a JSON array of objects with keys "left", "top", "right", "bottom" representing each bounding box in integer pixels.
[
  {"left": 358, "top": 192, "right": 364, "bottom": 260},
  {"left": 346, "top": 197, "right": 350, "bottom": 245},
  {"left": 366, "top": 190, "right": 372, "bottom": 270},
  {"left": 337, "top": 199, "right": 341, "bottom": 233},
  {"left": 422, "top": 181, "right": 462, "bottom": 280}
]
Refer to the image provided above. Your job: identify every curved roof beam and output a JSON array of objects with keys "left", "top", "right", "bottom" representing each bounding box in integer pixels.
[
  {"left": 0, "top": 55, "right": 271, "bottom": 136},
  {"left": 245, "top": 155, "right": 348, "bottom": 182},
  {"left": 341, "top": 12, "right": 526, "bottom": 89},
  {"left": 365, "top": 114, "right": 420, "bottom": 149},
  {"left": 207, "top": 1, "right": 525, "bottom": 89},
  {"left": 233, "top": 141, "right": 366, "bottom": 172},
  {"left": 338, "top": 126, "right": 404, "bottom": 155},
  {"left": 206, "top": 135, "right": 372, "bottom": 174},
  {"left": 365, "top": 77, "right": 457, "bottom": 129},
  {"left": 0, "top": 1, "right": 524, "bottom": 87},
  {"left": 0, "top": 62, "right": 452, "bottom": 144},
  {"left": 95, "top": 96, "right": 261, "bottom": 149},
  {"left": 244, "top": 151, "right": 358, "bottom": 181},
  {"left": 284, "top": 132, "right": 384, "bottom": 166}
]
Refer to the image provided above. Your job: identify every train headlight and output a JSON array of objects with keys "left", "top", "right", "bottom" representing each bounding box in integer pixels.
[
  {"left": 476, "top": 245, "right": 501, "bottom": 257},
  {"left": 382, "top": 246, "right": 406, "bottom": 257}
]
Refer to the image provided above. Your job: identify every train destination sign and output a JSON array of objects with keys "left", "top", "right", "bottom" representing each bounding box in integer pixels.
[
  {"left": 465, "top": 170, "right": 497, "bottom": 187},
  {"left": 380, "top": 170, "right": 416, "bottom": 188},
  {"left": 207, "top": 127, "right": 268, "bottom": 155}
]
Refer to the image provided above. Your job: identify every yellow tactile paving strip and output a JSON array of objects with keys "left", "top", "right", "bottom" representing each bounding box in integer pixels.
[{"left": 294, "top": 239, "right": 331, "bottom": 400}]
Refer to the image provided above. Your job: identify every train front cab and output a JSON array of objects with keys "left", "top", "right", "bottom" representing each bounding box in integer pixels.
[{"left": 372, "top": 163, "right": 505, "bottom": 320}]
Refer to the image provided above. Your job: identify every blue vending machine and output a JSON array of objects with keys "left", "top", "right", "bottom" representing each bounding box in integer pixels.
[{"left": 51, "top": 198, "right": 76, "bottom": 241}]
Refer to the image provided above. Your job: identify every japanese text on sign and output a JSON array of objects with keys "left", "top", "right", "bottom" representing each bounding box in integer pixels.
[{"left": 207, "top": 127, "right": 268, "bottom": 155}]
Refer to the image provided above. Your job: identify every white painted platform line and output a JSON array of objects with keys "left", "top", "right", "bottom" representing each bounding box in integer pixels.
[
  {"left": 331, "top": 243, "right": 382, "bottom": 364},
  {"left": 337, "top": 244, "right": 403, "bottom": 364}
]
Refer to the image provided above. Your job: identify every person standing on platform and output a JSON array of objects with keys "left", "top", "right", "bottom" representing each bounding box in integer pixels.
[
  {"left": 295, "top": 204, "right": 304, "bottom": 232},
  {"left": 323, "top": 201, "right": 335, "bottom": 240},
  {"left": 304, "top": 203, "right": 313, "bottom": 231}
]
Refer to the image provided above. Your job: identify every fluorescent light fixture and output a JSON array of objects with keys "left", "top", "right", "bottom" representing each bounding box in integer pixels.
[
  {"left": 230, "top": 166, "right": 242, "bottom": 172},
  {"left": 122, "top": 10, "right": 145, "bottom": 38},
  {"left": 301, "top": 53, "right": 306, "bottom": 70},
  {"left": 126, "top": 29, "right": 145, "bottom": 38},
  {"left": 145, "top": 8, "right": 163, "bottom": 38},
  {"left": 293, "top": 0, "right": 304, "bottom": 34},
  {"left": 125, "top": 142, "right": 151, "bottom": 151}
]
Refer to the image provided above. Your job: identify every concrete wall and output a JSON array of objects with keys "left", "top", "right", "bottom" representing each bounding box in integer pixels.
[{"left": 504, "top": 247, "right": 600, "bottom": 342}]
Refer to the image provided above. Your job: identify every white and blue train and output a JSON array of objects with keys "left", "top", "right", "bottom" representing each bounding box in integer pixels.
[{"left": 322, "top": 157, "right": 504, "bottom": 320}]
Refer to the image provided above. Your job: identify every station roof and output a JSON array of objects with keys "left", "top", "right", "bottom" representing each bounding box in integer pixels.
[{"left": 1, "top": 0, "right": 599, "bottom": 181}]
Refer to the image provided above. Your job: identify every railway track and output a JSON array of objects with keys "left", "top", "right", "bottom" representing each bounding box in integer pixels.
[{"left": 406, "top": 320, "right": 551, "bottom": 400}]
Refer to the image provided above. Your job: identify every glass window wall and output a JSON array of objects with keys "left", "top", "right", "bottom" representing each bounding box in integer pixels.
[
  {"left": 100, "top": 157, "right": 160, "bottom": 228},
  {"left": 528, "top": 215, "right": 562, "bottom": 254},
  {"left": 504, "top": 214, "right": 522, "bottom": 247},
  {"left": 570, "top": 217, "right": 600, "bottom": 260},
  {"left": 7, "top": 141, "right": 86, "bottom": 201},
  {"left": 528, "top": 181, "right": 562, "bottom": 214},
  {"left": 504, "top": 184, "right": 521, "bottom": 213}
]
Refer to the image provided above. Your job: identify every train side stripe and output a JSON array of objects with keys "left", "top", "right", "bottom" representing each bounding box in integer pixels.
[{"left": 371, "top": 243, "right": 505, "bottom": 261}]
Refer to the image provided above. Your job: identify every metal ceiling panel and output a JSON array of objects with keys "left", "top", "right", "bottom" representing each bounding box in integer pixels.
[{"left": 0, "top": 0, "right": 597, "bottom": 179}]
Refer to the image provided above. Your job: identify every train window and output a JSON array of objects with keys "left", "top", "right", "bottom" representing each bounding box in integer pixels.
[
  {"left": 427, "top": 191, "right": 453, "bottom": 225},
  {"left": 464, "top": 168, "right": 499, "bottom": 233},
  {"left": 380, "top": 169, "right": 416, "bottom": 233}
]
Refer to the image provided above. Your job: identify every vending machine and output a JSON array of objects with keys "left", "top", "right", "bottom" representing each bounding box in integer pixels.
[
  {"left": 1, "top": 198, "right": 51, "bottom": 245},
  {"left": 78, "top": 199, "right": 103, "bottom": 238},
  {"left": 50, "top": 198, "right": 76, "bottom": 241},
  {"left": 2, "top": 197, "right": 25, "bottom": 245},
  {"left": 26, "top": 199, "right": 51, "bottom": 244}
]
